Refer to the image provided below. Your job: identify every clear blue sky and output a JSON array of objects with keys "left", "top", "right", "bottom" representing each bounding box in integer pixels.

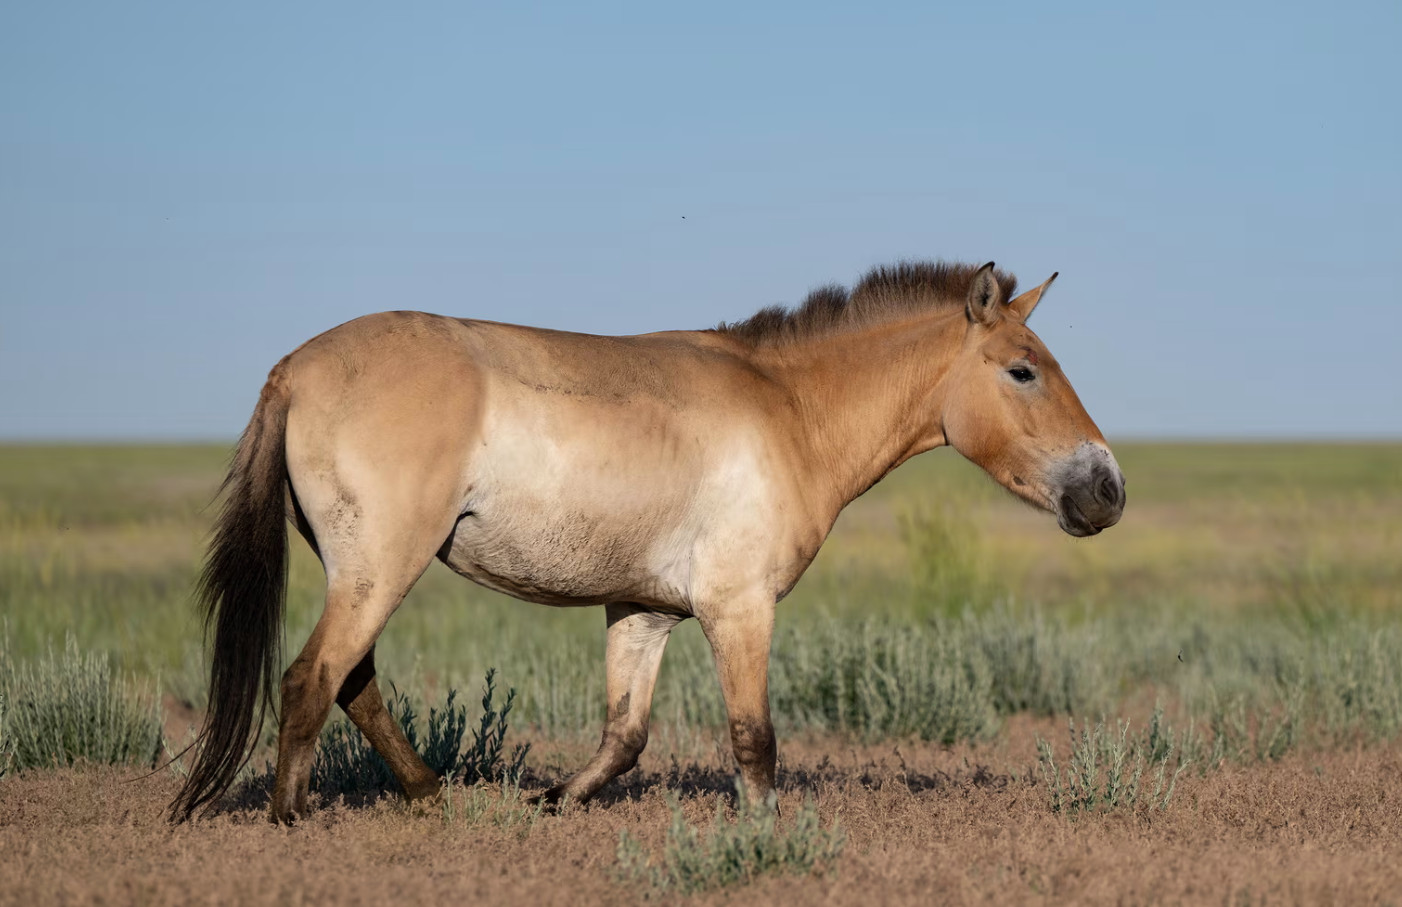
[{"left": 2, "top": 0, "right": 1398, "bottom": 440}]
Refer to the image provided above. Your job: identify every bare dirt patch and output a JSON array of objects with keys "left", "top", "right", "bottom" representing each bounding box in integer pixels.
[{"left": 3, "top": 726, "right": 1400, "bottom": 906}]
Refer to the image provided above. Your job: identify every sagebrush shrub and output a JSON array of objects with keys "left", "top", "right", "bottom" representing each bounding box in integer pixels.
[
  {"left": 1037, "top": 706, "right": 1189, "bottom": 815},
  {"left": 310, "top": 669, "right": 528, "bottom": 798},
  {"left": 1315, "top": 625, "right": 1402, "bottom": 741},
  {"left": 1, "top": 635, "right": 161, "bottom": 770},
  {"left": 772, "top": 618, "right": 997, "bottom": 743},
  {"left": 973, "top": 608, "right": 1111, "bottom": 717}
]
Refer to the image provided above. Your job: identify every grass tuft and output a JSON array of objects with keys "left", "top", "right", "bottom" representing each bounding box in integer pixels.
[
  {"left": 0, "top": 634, "right": 162, "bottom": 771},
  {"left": 616, "top": 785, "right": 844, "bottom": 896},
  {"left": 0, "top": 693, "right": 14, "bottom": 780},
  {"left": 1037, "top": 706, "right": 1190, "bottom": 815},
  {"left": 1197, "top": 687, "right": 1303, "bottom": 767},
  {"left": 441, "top": 777, "right": 544, "bottom": 837}
]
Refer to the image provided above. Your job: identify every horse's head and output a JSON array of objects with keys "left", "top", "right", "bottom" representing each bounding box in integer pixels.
[{"left": 940, "top": 263, "right": 1124, "bottom": 537}]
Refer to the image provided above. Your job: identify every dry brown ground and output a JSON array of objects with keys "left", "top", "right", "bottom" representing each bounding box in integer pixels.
[{"left": 3, "top": 721, "right": 1400, "bottom": 906}]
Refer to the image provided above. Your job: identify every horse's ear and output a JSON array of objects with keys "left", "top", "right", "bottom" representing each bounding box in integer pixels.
[
  {"left": 966, "top": 262, "right": 1004, "bottom": 327},
  {"left": 1007, "top": 272, "right": 1058, "bottom": 323}
]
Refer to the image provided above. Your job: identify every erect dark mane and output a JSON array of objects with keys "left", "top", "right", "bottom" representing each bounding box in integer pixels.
[{"left": 714, "top": 260, "right": 1018, "bottom": 346}]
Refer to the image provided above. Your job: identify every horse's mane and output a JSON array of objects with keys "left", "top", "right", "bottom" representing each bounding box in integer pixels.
[{"left": 714, "top": 260, "right": 1017, "bottom": 347}]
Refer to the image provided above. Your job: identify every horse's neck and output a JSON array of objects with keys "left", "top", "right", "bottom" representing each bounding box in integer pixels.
[{"left": 762, "top": 313, "right": 964, "bottom": 513}]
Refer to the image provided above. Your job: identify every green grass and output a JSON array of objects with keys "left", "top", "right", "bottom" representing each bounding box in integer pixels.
[
  {"left": 2, "top": 442, "right": 1400, "bottom": 756},
  {"left": 615, "top": 785, "right": 844, "bottom": 895}
]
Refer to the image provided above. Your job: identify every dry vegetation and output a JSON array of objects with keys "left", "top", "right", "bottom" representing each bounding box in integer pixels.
[{"left": 2, "top": 442, "right": 1401, "bottom": 904}]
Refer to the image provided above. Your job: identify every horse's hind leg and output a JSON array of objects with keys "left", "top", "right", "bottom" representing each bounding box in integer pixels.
[
  {"left": 271, "top": 573, "right": 405, "bottom": 822},
  {"left": 273, "top": 525, "right": 451, "bottom": 822},
  {"left": 544, "top": 604, "right": 684, "bottom": 805},
  {"left": 336, "top": 647, "right": 440, "bottom": 800},
  {"left": 283, "top": 505, "right": 439, "bottom": 809}
]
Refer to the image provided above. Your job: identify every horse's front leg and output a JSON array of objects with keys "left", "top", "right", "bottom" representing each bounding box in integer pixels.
[
  {"left": 698, "top": 599, "right": 777, "bottom": 802},
  {"left": 544, "top": 603, "right": 683, "bottom": 805}
]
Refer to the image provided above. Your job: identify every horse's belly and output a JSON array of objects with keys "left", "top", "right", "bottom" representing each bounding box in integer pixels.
[{"left": 436, "top": 507, "right": 681, "bottom": 608}]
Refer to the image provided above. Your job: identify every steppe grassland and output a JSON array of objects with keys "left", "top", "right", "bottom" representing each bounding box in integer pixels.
[{"left": 2, "top": 442, "right": 1399, "bottom": 742}]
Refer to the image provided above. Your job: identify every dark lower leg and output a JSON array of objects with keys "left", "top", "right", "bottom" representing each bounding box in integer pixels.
[
  {"left": 543, "top": 715, "right": 650, "bottom": 805},
  {"left": 337, "top": 649, "right": 440, "bottom": 800},
  {"left": 271, "top": 640, "right": 341, "bottom": 823},
  {"left": 271, "top": 597, "right": 400, "bottom": 824},
  {"left": 728, "top": 714, "right": 777, "bottom": 798},
  {"left": 701, "top": 605, "right": 777, "bottom": 803}
]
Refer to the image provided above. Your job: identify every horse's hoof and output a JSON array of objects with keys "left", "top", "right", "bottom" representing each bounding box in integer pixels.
[
  {"left": 403, "top": 778, "right": 444, "bottom": 803},
  {"left": 269, "top": 792, "right": 309, "bottom": 826},
  {"left": 527, "top": 787, "right": 569, "bottom": 814},
  {"left": 269, "top": 807, "right": 298, "bottom": 826}
]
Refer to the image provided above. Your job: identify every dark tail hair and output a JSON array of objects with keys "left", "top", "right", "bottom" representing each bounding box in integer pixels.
[{"left": 169, "top": 370, "right": 291, "bottom": 821}]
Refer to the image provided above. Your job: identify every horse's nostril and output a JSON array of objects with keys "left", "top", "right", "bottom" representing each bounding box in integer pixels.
[{"left": 1095, "top": 473, "right": 1121, "bottom": 508}]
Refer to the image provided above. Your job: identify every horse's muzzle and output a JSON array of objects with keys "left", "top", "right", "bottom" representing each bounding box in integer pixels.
[{"left": 1055, "top": 447, "right": 1125, "bottom": 538}]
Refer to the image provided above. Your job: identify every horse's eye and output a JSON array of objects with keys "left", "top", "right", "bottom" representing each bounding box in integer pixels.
[{"left": 1008, "top": 366, "right": 1035, "bottom": 383}]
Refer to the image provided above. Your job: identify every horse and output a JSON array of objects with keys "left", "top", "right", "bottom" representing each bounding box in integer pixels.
[{"left": 169, "top": 260, "right": 1125, "bottom": 823}]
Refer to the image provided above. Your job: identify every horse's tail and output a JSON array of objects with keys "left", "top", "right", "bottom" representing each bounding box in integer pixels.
[{"left": 169, "top": 366, "right": 292, "bottom": 822}]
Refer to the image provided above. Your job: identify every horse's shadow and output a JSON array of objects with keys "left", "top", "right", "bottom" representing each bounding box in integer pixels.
[
  {"left": 217, "top": 753, "right": 1028, "bottom": 819},
  {"left": 529, "top": 752, "right": 1026, "bottom": 809}
]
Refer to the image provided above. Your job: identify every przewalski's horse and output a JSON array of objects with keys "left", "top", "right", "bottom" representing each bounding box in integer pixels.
[{"left": 170, "top": 260, "right": 1125, "bottom": 823}]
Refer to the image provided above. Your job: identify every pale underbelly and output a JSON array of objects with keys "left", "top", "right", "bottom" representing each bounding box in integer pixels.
[{"left": 435, "top": 511, "right": 685, "bottom": 609}]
